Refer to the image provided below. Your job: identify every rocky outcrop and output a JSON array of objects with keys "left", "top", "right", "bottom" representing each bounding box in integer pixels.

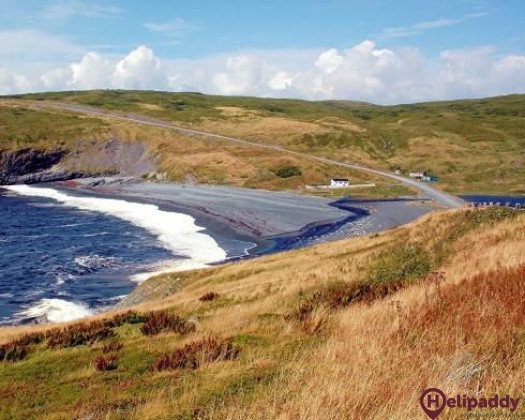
[
  {"left": 0, "top": 139, "right": 158, "bottom": 185},
  {"left": 0, "top": 148, "right": 83, "bottom": 185}
]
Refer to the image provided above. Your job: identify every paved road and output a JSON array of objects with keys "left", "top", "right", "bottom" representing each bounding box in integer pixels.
[{"left": 32, "top": 101, "right": 465, "bottom": 208}]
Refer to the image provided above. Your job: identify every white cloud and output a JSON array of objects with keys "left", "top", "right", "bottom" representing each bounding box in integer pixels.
[
  {"left": 315, "top": 49, "right": 343, "bottom": 74},
  {"left": 40, "top": 67, "right": 73, "bottom": 90},
  {"left": 70, "top": 52, "right": 113, "bottom": 89},
  {"left": 268, "top": 71, "right": 299, "bottom": 91},
  {"left": 382, "top": 18, "right": 461, "bottom": 39},
  {"left": 1, "top": 41, "right": 525, "bottom": 105},
  {"left": 41, "top": 1, "right": 122, "bottom": 19},
  {"left": 33, "top": 46, "right": 167, "bottom": 92},
  {"left": 143, "top": 18, "right": 194, "bottom": 34},
  {"left": 0, "top": 69, "right": 32, "bottom": 95},
  {"left": 381, "top": 13, "right": 485, "bottom": 39},
  {"left": 212, "top": 56, "right": 268, "bottom": 96},
  {"left": 113, "top": 46, "right": 165, "bottom": 89}
]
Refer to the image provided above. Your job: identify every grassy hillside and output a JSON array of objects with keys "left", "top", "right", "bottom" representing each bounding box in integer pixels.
[
  {"left": 0, "top": 99, "right": 390, "bottom": 193},
  {"left": 5, "top": 90, "right": 525, "bottom": 194},
  {"left": 1, "top": 207, "right": 524, "bottom": 419}
]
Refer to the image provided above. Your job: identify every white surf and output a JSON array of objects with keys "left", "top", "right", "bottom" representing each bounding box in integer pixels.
[
  {"left": 5, "top": 185, "right": 227, "bottom": 267},
  {"left": 17, "top": 298, "right": 92, "bottom": 323}
]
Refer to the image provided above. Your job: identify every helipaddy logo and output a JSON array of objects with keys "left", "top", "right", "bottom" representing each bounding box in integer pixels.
[{"left": 420, "top": 388, "right": 520, "bottom": 419}]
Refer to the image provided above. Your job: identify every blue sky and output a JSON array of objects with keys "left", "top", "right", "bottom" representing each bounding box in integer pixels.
[{"left": 1, "top": 0, "right": 524, "bottom": 103}]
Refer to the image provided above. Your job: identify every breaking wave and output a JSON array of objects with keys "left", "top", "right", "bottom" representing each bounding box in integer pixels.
[
  {"left": 16, "top": 298, "right": 93, "bottom": 323},
  {"left": 4, "top": 185, "right": 227, "bottom": 271}
]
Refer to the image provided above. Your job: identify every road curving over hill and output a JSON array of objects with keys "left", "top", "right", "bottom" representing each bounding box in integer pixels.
[{"left": 32, "top": 101, "right": 465, "bottom": 209}]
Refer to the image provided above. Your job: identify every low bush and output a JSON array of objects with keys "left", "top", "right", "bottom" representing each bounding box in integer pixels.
[
  {"left": 199, "top": 292, "right": 219, "bottom": 302},
  {"left": 0, "top": 343, "right": 28, "bottom": 362},
  {"left": 46, "top": 321, "right": 115, "bottom": 349},
  {"left": 6, "top": 332, "right": 45, "bottom": 347},
  {"left": 140, "top": 312, "right": 195, "bottom": 336},
  {"left": 94, "top": 355, "right": 118, "bottom": 371},
  {"left": 151, "top": 337, "right": 241, "bottom": 372},
  {"left": 366, "top": 243, "right": 432, "bottom": 284},
  {"left": 288, "top": 280, "right": 406, "bottom": 323},
  {"left": 273, "top": 165, "right": 302, "bottom": 178},
  {"left": 105, "top": 310, "right": 147, "bottom": 328},
  {"left": 102, "top": 342, "right": 123, "bottom": 353}
]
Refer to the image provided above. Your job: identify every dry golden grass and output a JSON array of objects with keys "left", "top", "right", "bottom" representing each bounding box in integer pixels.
[
  {"left": 315, "top": 116, "right": 367, "bottom": 133},
  {"left": 198, "top": 116, "right": 331, "bottom": 142},
  {"left": 215, "top": 106, "right": 262, "bottom": 117},
  {"left": 138, "top": 103, "right": 163, "bottom": 111}
]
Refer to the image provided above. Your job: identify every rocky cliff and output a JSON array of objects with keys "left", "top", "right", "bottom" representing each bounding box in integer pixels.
[
  {"left": 0, "top": 140, "right": 157, "bottom": 185},
  {"left": 0, "top": 148, "right": 79, "bottom": 184}
]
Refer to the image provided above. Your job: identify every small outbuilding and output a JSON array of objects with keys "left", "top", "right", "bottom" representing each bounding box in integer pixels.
[{"left": 330, "top": 178, "right": 350, "bottom": 188}]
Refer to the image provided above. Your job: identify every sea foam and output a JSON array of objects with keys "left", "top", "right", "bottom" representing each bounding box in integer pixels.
[
  {"left": 5, "top": 185, "right": 227, "bottom": 273},
  {"left": 17, "top": 298, "right": 92, "bottom": 323}
]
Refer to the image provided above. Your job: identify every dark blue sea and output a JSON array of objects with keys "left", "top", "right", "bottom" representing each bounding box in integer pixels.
[
  {"left": 0, "top": 186, "right": 240, "bottom": 325},
  {"left": 459, "top": 195, "right": 525, "bottom": 206}
]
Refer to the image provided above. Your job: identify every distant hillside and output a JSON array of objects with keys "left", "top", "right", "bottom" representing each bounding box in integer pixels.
[
  {"left": 2, "top": 91, "right": 525, "bottom": 194},
  {"left": 0, "top": 98, "right": 388, "bottom": 193}
]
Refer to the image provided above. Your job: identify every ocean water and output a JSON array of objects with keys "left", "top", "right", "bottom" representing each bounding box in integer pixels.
[
  {"left": 0, "top": 185, "right": 238, "bottom": 325},
  {"left": 459, "top": 195, "right": 525, "bottom": 206}
]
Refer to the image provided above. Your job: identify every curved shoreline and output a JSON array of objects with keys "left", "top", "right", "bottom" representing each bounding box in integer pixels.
[
  {"left": 50, "top": 179, "right": 439, "bottom": 259},
  {"left": 0, "top": 179, "right": 440, "bottom": 323}
]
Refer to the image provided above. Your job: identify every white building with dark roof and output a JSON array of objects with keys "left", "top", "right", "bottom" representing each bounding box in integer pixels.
[{"left": 330, "top": 178, "right": 349, "bottom": 188}]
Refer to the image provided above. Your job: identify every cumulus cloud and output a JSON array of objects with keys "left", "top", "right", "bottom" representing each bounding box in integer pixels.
[
  {"left": 1, "top": 40, "right": 525, "bottom": 104},
  {"left": 113, "top": 46, "right": 165, "bottom": 89},
  {"left": 268, "top": 71, "right": 299, "bottom": 91},
  {"left": 0, "top": 69, "right": 32, "bottom": 95},
  {"left": 212, "top": 56, "right": 268, "bottom": 95},
  {"left": 315, "top": 49, "right": 343, "bottom": 74},
  {"left": 40, "top": 67, "right": 73, "bottom": 90},
  {"left": 36, "top": 46, "right": 166, "bottom": 91},
  {"left": 70, "top": 52, "right": 113, "bottom": 89}
]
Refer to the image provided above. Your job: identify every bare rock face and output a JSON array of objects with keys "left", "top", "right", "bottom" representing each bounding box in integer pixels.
[
  {"left": 0, "top": 140, "right": 157, "bottom": 185},
  {"left": 0, "top": 149, "right": 78, "bottom": 184},
  {"left": 63, "top": 139, "right": 157, "bottom": 177}
]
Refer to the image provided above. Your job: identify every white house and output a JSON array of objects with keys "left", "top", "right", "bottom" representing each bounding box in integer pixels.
[{"left": 330, "top": 178, "right": 350, "bottom": 188}]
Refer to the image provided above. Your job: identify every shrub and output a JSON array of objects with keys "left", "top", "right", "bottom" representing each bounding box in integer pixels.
[
  {"left": 46, "top": 321, "right": 115, "bottom": 349},
  {"left": 94, "top": 355, "right": 118, "bottom": 371},
  {"left": 7, "top": 332, "right": 45, "bottom": 347},
  {"left": 105, "top": 311, "right": 146, "bottom": 328},
  {"left": 151, "top": 337, "right": 240, "bottom": 372},
  {"left": 102, "top": 342, "right": 123, "bottom": 353},
  {"left": 199, "top": 292, "right": 219, "bottom": 302},
  {"left": 140, "top": 312, "right": 195, "bottom": 336},
  {"left": 287, "top": 280, "right": 406, "bottom": 323},
  {"left": 0, "top": 343, "right": 28, "bottom": 362},
  {"left": 273, "top": 165, "right": 302, "bottom": 178},
  {"left": 366, "top": 243, "right": 432, "bottom": 284}
]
